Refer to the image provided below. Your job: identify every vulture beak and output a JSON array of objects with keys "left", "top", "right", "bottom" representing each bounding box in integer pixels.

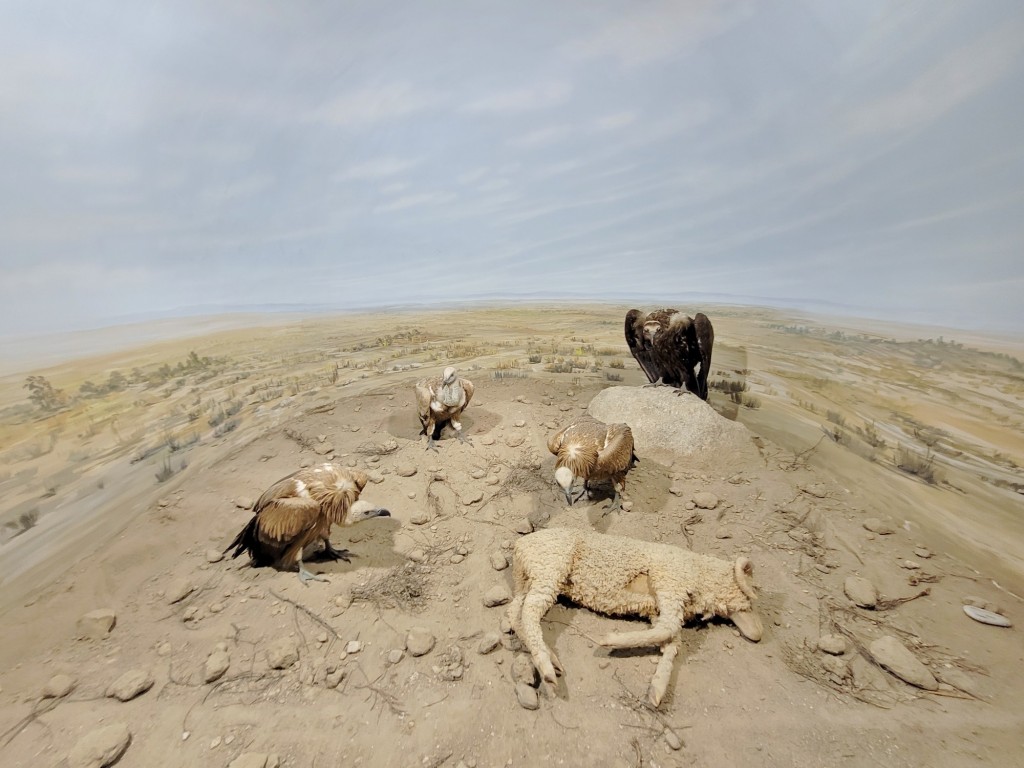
[
  {"left": 375, "top": 508, "right": 391, "bottom": 517},
  {"left": 564, "top": 486, "right": 575, "bottom": 506}
]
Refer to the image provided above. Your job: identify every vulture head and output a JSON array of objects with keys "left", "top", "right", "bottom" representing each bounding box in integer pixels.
[
  {"left": 442, "top": 366, "right": 458, "bottom": 385},
  {"left": 345, "top": 498, "right": 392, "bottom": 524},
  {"left": 642, "top": 320, "right": 661, "bottom": 345}
]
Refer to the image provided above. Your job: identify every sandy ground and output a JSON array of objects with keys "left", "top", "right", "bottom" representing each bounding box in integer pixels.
[{"left": 0, "top": 305, "right": 1022, "bottom": 768}]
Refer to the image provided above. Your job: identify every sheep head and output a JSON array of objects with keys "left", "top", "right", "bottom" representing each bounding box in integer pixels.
[{"left": 729, "top": 556, "right": 762, "bottom": 642}]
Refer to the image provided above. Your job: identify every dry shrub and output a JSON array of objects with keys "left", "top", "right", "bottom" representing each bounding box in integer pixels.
[{"left": 350, "top": 564, "right": 429, "bottom": 611}]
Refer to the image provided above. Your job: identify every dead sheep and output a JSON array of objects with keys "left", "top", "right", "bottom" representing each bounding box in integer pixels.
[{"left": 507, "top": 527, "right": 762, "bottom": 706}]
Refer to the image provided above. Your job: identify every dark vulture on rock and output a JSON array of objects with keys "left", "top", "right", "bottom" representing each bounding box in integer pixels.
[{"left": 624, "top": 308, "right": 714, "bottom": 400}]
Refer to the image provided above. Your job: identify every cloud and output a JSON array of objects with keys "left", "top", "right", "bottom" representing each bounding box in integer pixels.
[
  {"left": 847, "top": 22, "right": 1024, "bottom": 137},
  {"left": 337, "top": 157, "right": 420, "bottom": 181},
  {"left": 312, "top": 83, "right": 442, "bottom": 127},
  {"left": 457, "top": 167, "right": 490, "bottom": 185},
  {"left": 462, "top": 81, "right": 570, "bottom": 114},
  {"left": 198, "top": 174, "right": 275, "bottom": 205},
  {"left": 562, "top": 0, "right": 753, "bottom": 67},
  {"left": 508, "top": 125, "right": 572, "bottom": 149},
  {"left": 593, "top": 112, "right": 636, "bottom": 131},
  {"left": 373, "top": 191, "right": 456, "bottom": 213}
]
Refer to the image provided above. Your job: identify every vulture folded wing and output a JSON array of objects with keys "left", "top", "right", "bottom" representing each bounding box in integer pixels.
[
  {"left": 413, "top": 380, "right": 434, "bottom": 417},
  {"left": 255, "top": 497, "right": 321, "bottom": 547},
  {"left": 624, "top": 310, "right": 662, "bottom": 384},
  {"left": 692, "top": 312, "right": 714, "bottom": 398},
  {"left": 547, "top": 424, "right": 569, "bottom": 456},
  {"left": 598, "top": 423, "right": 634, "bottom": 473},
  {"left": 460, "top": 378, "right": 475, "bottom": 408}
]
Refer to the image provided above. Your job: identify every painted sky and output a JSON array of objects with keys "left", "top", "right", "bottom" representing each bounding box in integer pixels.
[{"left": 2, "top": 1, "right": 1023, "bottom": 336}]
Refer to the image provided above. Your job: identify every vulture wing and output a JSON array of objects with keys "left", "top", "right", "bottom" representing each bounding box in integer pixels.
[
  {"left": 692, "top": 313, "right": 714, "bottom": 400},
  {"left": 255, "top": 496, "right": 321, "bottom": 548},
  {"left": 625, "top": 309, "right": 662, "bottom": 384},
  {"left": 598, "top": 423, "right": 635, "bottom": 474},
  {"left": 547, "top": 424, "right": 569, "bottom": 456},
  {"left": 460, "top": 378, "right": 475, "bottom": 409}
]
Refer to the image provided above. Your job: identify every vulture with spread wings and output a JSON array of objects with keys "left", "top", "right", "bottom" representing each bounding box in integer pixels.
[
  {"left": 624, "top": 308, "right": 714, "bottom": 400},
  {"left": 224, "top": 464, "right": 391, "bottom": 584}
]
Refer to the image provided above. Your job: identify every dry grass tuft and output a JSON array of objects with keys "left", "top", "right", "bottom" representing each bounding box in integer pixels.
[{"left": 350, "top": 564, "right": 430, "bottom": 611}]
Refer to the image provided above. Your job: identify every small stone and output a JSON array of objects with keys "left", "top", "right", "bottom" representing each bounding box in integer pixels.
[
  {"left": 68, "top": 723, "right": 131, "bottom": 768},
  {"left": 490, "top": 551, "right": 509, "bottom": 571},
  {"left": 313, "top": 442, "right": 334, "bottom": 455},
  {"left": 899, "top": 559, "right": 921, "bottom": 570},
  {"left": 166, "top": 581, "right": 195, "bottom": 604},
  {"left": 480, "top": 435, "right": 495, "bottom": 445},
  {"left": 388, "top": 649, "right": 405, "bottom": 664},
  {"left": 157, "top": 642, "right": 172, "bottom": 656},
  {"left": 43, "top": 674, "right": 76, "bottom": 698},
  {"left": 821, "top": 654, "right": 850, "bottom": 681},
  {"left": 844, "top": 576, "right": 878, "bottom": 609},
  {"left": 106, "top": 669, "right": 154, "bottom": 701},
  {"left": 514, "top": 518, "right": 533, "bottom": 535},
  {"left": 209, "top": 602, "right": 225, "bottom": 613},
  {"left": 317, "top": 632, "right": 329, "bottom": 644},
  {"left": 511, "top": 654, "right": 539, "bottom": 687},
  {"left": 205, "top": 650, "right": 231, "bottom": 683},
  {"left": 77, "top": 609, "right": 117, "bottom": 639},
  {"left": 234, "top": 497, "right": 254, "bottom": 510},
  {"left": 325, "top": 669, "right": 346, "bottom": 688},
  {"left": 346, "top": 640, "right": 362, "bottom": 654},
  {"left": 499, "top": 616, "right": 513, "bottom": 634},
  {"left": 863, "top": 517, "right": 895, "bottom": 535},
  {"left": 693, "top": 491, "right": 719, "bottom": 509},
  {"left": 485, "top": 475, "right": 500, "bottom": 486},
  {"left": 818, "top": 634, "right": 847, "bottom": 655},
  {"left": 450, "top": 554, "right": 465, "bottom": 564},
  {"left": 505, "top": 435, "right": 525, "bottom": 448},
  {"left": 462, "top": 490, "right": 484, "bottom": 505},
  {"left": 406, "top": 627, "right": 436, "bottom": 657},
  {"left": 664, "top": 728, "right": 683, "bottom": 751},
  {"left": 478, "top": 633, "right": 502, "bottom": 654},
  {"left": 914, "top": 547, "right": 932, "bottom": 559},
  {"left": 621, "top": 501, "right": 633, "bottom": 512},
  {"left": 317, "top": 434, "right": 327, "bottom": 442},
  {"left": 266, "top": 637, "right": 300, "bottom": 669},
  {"left": 228, "top": 754, "right": 269, "bottom": 768},
  {"left": 715, "top": 526, "right": 733, "bottom": 539},
  {"left": 396, "top": 464, "right": 417, "bottom": 477},
  {"left": 515, "top": 681, "right": 539, "bottom": 709},
  {"left": 962, "top": 595, "right": 986, "bottom": 608},
  {"left": 471, "top": 469, "right": 486, "bottom": 480},
  {"left": 936, "top": 667, "right": 983, "bottom": 698},
  {"left": 410, "top": 511, "right": 431, "bottom": 525},
  {"left": 407, "top": 548, "right": 427, "bottom": 563},
  {"left": 869, "top": 635, "right": 938, "bottom": 690},
  {"left": 483, "top": 585, "right": 512, "bottom": 607},
  {"left": 299, "top": 457, "right": 313, "bottom": 468}
]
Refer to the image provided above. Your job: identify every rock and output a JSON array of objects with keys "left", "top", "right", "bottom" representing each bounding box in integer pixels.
[
  {"left": 962, "top": 595, "right": 986, "bottom": 608},
  {"left": 462, "top": 489, "right": 483, "bottom": 505},
  {"left": 511, "top": 654, "right": 539, "bottom": 687},
  {"left": 869, "top": 635, "right": 938, "bottom": 690},
  {"left": 106, "top": 669, "right": 154, "bottom": 701},
  {"left": 490, "top": 551, "right": 509, "bottom": 571},
  {"left": 68, "top": 723, "right": 131, "bottom": 768},
  {"left": 664, "top": 728, "right": 683, "bottom": 751},
  {"left": 388, "top": 649, "right": 405, "bottom": 664},
  {"left": 714, "top": 526, "right": 733, "bottom": 539},
  {"left": 395, "top": 464, "right": 417, "bottom": 477},
  {"left": 480, "top": 435, "right": 495, "bottom": 445},
  {"left": 483, "top": 585, "right": 511, "bottom": 607},
  {"left": 205, "top": 650, "right": 231, "bottom": 683},
  {"left": 588, "top": 386, "right": 749, "bottom": 456},
  {"left": 899, "top": 559, "right": 921, "bottom": 570},
  {"left": 157, "top": 642, "right": 172, "bottom": 656},
  {"left": 862, "top": 517, "right": 895, "bottom": 535},
  {"left": 514, "top": 518, "right": 534, "bottom": 535},
  {"left": 166, "top": 581, "right": 195, "bottom": 604},
  {"left": 818, "top": 634, "right": 847, "bottom": 655},
  {"left": 313, "top": 442, "right": 334, "bottom": 455},
  {"left": 844, "top": 576, "right": 878, "bottom": 609},
  {"left": 406, "top": 627, "right": 436, "bottom": 657},
  {"left": 78, "top": 609, "right": 117, "bottom": 639},
  {"left": 478, "top": 633, "right": 502, "bottom": 654},
  {"left": 407, "top": 548, "right": 427, "bottom": 563},
  {"left": 43, "top": 674, "right": 76, "bottom": 698},
  {"left": 485, "top": 475, "right": 500, "bottom": 486},
  {"left": 621, "top": 501, "right": 633, "bottom": 512},
  {"left": 515, "top": 681, "right": 539, "bottom": 710},
  {"left": 345, "top": 640, "right": 362, "bottom": 654},
  {"left": 266, "top": 637, "right": 300, "bottom": 669},
  {"left": 936, "top": 667, "right": 983, "bottom": 698},
  {"left": 471, "top": 469, "right": 486, "bottom": 480},
  {"left": 693, "top": 491, "right": 719, "bottom": 510},
  {"left": 234, "top": 497, "right": 254, "bottom": 510},
  {"left": 914, "top": 547, "right": 932, "bottom": 559},
  {"left": 325, "top": 669, "right": 347, "bottom": 688},
  {"left": 228, "top": 754, "right": 269, "bottom": 768},
  {"left": 205, "top": 549, "right": 225, "bottom": 563},
  {"left": 450, "top": 554, "right": 465, "bottom": 564},
  {"left": 821, "top": 655, "right": 850, "bottom": 682},
  {"left": 410, "top": 511, "right": 431, "bottom": 525}
]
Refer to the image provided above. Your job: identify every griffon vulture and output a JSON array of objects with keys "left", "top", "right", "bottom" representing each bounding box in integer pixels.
[
  {"left": 624, "top": 308, "right": 714, "bottom": 400},
  {"left": 547, "top": 415, "right": 638, "bottom": 513},
  {"left": 414, "top": 366, "right": 475, "bottom": 450},
  {"left": 224, "top": 464, "right": 391, "bottom": 584}
]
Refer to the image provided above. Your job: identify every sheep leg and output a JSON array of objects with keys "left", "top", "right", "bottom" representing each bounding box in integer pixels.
[
  {"left": 599, "top": 607, "right": 683, "bottom": 650},
  {"left": 647, "top": 638, "right": 681, "bottom": 708},
  {"left": 518, "top": 590, "right": 562, "bottom": 683}
]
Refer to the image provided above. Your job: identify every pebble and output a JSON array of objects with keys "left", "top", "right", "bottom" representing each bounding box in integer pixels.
[
  {"left": 407, "top": 548, "right": 427, "bottom": 563},
  {"left": 505, "top": 435, "right": 525, "bottom": 448},
  {"left": 158, "top": 642, "right": 172, "bottom": 656},
  {"left": 914, "top": 547, "right": 932, "bottom": 559},
  {"left": 899, "top": 559, "right": 921, "bottom": 570},
  {"left": 228, "top": 754, "right": 271, "bottom": 768},
  {"left": 317, "top": 632, "right": 329, "bottom": 644},
  {"left": 325, "top": 669, "right": 346, "bottom": 688},
  {"left": 862, "top": 517, "right": 895, "bottom": 534},
  {"left": 869, "top": 635, "right": 938, "bottom": 690},
  {"left": 483, "top": 585, "right": 512, "bottom": 607},
  {"left": 106, "top": 669, "right": 154, "bottom": 701},
  {"left": 478, "top": 633, "right": 502, "bottom": 654},
  {"left": 490, "top": 551, "right": 509, "bottom": 571},
  {"left": 234, "top": 496, "right": 254, "bottom": 510},
  {"left": 77, "top": 608, "right": 117, "bottom": 639},
  {"left": 450, "top": 554, "right": 465, "bottom": 564},
  {"left": 817, "top": 634, "right": 847, "bottom": 655},
  {"left": 515, "top": 681, "right": 539, "bottom": 710},
  {"left": 205, "top": 650, "right": 231, "bottom": 683},
  {"left": 313, "top": 442, "right": 334, "bottom": 455},
  {"left": 395, "top": 464, "right": 418, "bottom": 477},
  {"left": 462, "top": 490, "right": 484, "bottom": 505},
  {"left": 621, "top": 501, "right": 633, "bottom": 512},
  {"left": 346, "top": 640, "right": 362, "bottom": 654},
  {"left": 664, "top": 728, "right": 683, "bottom": 751},
  {"left": 68, "top": 723, "right": 131, "bottom": 768},
  {"left": 410, "top": 511, "right": 431, "bottom": 526},
  {"left": 511, "top": 654, "right": 539, "bottom": 687},
  {"left": 692, "top": 491, "right": 719, "bottom": 509},
  {"left": 715, "top": 526, "right": 734, "bottom": 539},
  {"left": 406, "top": 627, "right": 436, "bottom": 657},
  {"left": 266, "top": 637, "right": 300, "bottom": 669},
  {"left": 844, "top": 576, "right": 878, "bottom": 609},
  {"left": 43, "top": 674, "right": 76, "bottom": 699},
  {"left": 166, "top": 581, "right": 196, "bottom": 604},
  {"left": 388, "top": 649, "right": 405, "bottom": 664},
  {"left": 514, "top": 518, "right": 534, "bottom": 535},
  {"left": 471, "top": 469, "right": 486, "bottom": 480},
  {"left": 480, "top": 435, "right": 495, "bottom": 445},
  {"left": 936, "top": 667, "right": 983, "bottom": 698}
]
